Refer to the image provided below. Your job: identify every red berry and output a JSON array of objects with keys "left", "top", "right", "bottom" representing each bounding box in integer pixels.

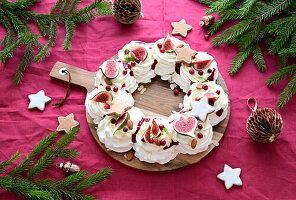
[
  {"left": 148, "top": 138, "right": 154, "bottom": 144},
  {"left": 122, "top": 83, "right": 126, "bottom": 88},
  {"left": 189, "top": 69, "right": 195, "bottom": 75},
  {"left": 173, "top": 88, "right": 179, "bottom": 95},
  {"left": 160, "top": 140, "right": 166, "bottom": 146},
  {"left": 157, "top": 43, "right": 162, "bottom": 48},
  {"left": 198, "top": 124, "right": 203, "bottom": 129},
  {"left": 135, "top": 58, "right": 140, "bottom": 63},
  {"left": 159, "top": 124, "right": 164, "bottom": 131},
  {"left": 131, "top": 61, "right": 136, "bottom": 67},
  {"left": 187, "top": 90, "right": 191, "bottom": 96},
  {"left": 123, "top": 70, "right": 127, "bottom": 75},
  {"left": 130, "top": 71, "right": 134, "bottom": 76},
  {"left": 216, "top": 90, "right": 220, "bottom": 95},
  {"left": 209, "top": 100, "right": 214, "bottom": 106},
  {"left": 207, "top": 68, "right": 212, "bottom": 73},
  {"left": 106, "top": 86, "right": 111, "bottom": 91},
  {"left": 111, "top": 118, "right": 116, "bottom": 124},
  {"left": 128, "top": 64, "right": 132, "bottom": 69},
  {"left": 123, "top": 127, "right": 128, "bottom": 132},
  {"left": 204, "top": 34, "right": 210, "bottom": 41},
  {"left": 104, "top": 104, "right": 110, "bottom": 109},
  {"left": 160, "top": 49, "right": 165, "bottom": 53},
  {"left": 198, "top": 132, "right": 203, "bottom": 138},
  {"left": 113, "top": 87, "right": 118, "bottom": 92},
  {"left": 198, "top": 70, "right": 203, "bottom": 75},
  {"left": 202, "top": 84, "right": 208, "bottom": 90}
]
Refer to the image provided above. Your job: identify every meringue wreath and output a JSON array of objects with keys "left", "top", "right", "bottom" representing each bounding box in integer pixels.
[{"left": 85, "top": 34, "right": 229, "bottom": 164}]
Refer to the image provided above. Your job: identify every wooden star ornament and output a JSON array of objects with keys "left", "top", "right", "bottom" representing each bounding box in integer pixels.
[
  {"left": 171, "top": 19, "right": 192, "bottom": 38},
  {"left": 175, "top": 44, "right": 197, "bottom": 64},
  {"left": 107, "top": 102, "right": 132, "bottom": 117},
  {"left": 57, "top": 113, "right": 80, "bottom": 133}
]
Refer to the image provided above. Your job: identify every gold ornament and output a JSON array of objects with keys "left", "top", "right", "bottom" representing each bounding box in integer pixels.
[
  {"left": 113, "top": 0, "right": 143, "bottom": 24},
  {"left": 200, "top": 15, "right": 215, "bottom": 28},
  {"left": 246, "top": 98, "right": 283, "bottom": 143},
  {"left": 59, "top": 161, "right": 81, "bottom": 173}
]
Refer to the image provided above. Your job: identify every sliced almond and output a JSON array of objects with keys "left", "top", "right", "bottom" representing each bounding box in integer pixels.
[
  {"left": 127, "top": 120, "right": 133, "bottom": 130},
  {"left": 126, "top": 150, "right": 134, "bottom": 161},
  {"left": 104, "top": 77, "right": 113, "bottom": 85},
  {"left": 196, "top": 83, "right": 203, "bottom": 89},
  {"left": 191, "top": 139, "right": 197, "bottom": 149},
  {"left": 153, "top": 138, "right": 160, "bottom": 146},
  {"left": 176, "top": 44, "right": 184, "bottom": 49}
]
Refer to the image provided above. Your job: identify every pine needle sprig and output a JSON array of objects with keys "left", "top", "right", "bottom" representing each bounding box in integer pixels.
[
  {"left": 276, "top": 74, "right": 296, "bottom": 109},
  {"left": 0, "top": 127, "right": 112, "bottom": 199},
  {"left": 252, "top": 44, "right": 266, "bottom": 72},
  {"left": 266, "top": 64, "right": 296, "bottom": 86},
  {"left": 0, "top": 0, "right": 113, "bottom": 84},
  {"left": 196, "top": 0, "right": 296, "bottom": 108}
]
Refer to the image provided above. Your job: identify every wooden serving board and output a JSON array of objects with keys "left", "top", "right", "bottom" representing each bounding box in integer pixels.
[{"left": 50, "top": 55, "right": 230, "bottom": 172}]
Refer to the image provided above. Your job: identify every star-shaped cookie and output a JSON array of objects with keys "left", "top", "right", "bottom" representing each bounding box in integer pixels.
[
  {"left": 175, "top": 44, "right": 197, "bottom": 64},
  {"left": 190, "top": 97, "right": 215, "bottom": 122},
  {"left": 217, "top": 164, "right": 242, "bottom": 189},
  {"left": 57, "top": 113, "right": 80, "bottom": 133},
  {"left": 171, "top": 19, "right": 192, "bottom": 38},
  {"left": 107, "top": 102, "right": 132, "bottom": 117},
  {"left": 28, "top": 90, "right": 51, "bottom": 111}
]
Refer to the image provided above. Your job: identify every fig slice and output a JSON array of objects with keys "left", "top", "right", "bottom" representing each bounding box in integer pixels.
[
  {"left": 92, "top": 91, "right": 113, "bottom": 103},
  {"left": 162, "top": 33, "right": 175, "bottom": 52},
  {"left": 113, "top": 112, "right": 130, "bottom": 134},
  {"left": 174, "top": 116, "right": 197, "bottom": 138},
  {"left": 142, "top": 125, "right": 151, "bottom": 142},
  {"left": 101, "top": 60, "right": 119, "bottom": 79},
  {"left": 151, "top": 119, "right": 161, "bottom": 137},
  {"left": 204, "top": 92, "right": 218, "bottom": 101},
  {"left": 130, "top": 47, "right": 147, "bottom": 62},
  {"left": 193, "top": 59, "right": 213, "bottom": 70}
]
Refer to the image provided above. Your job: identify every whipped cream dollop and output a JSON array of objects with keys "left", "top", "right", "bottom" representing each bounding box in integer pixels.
[
  {"left": 183, "top": 81, "right": 228, "bottom": 126},
  {"left": 152, "top": 37, "right": 185, "bottom": 81},
  {"left": 85, "top": 86, "right": 135, "bottom": 123},
  {"left": 95, "top": 60, "right": 138, "bottom": 93},
  {"left": 133, "top": 117, "right": 178, "bottom": 164},
  {"left": 98, "top": 107, "right": 144, "bottom": 152},
  {"left": 118, "top": 41, "right": 156, "bottom": 83},
  {"left": 168, "top": 111, "right": 213, "bottom": 155},
  {"left": 172, "top": 52, "right": 219, "bottom": 93}
]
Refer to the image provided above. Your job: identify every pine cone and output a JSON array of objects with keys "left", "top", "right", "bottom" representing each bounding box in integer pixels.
[
  {"left": 246, "top": 108, "right": 283, "bottom": 143},
  {"left": 113, "top": 0, "right": 142, "bottom": 24}
]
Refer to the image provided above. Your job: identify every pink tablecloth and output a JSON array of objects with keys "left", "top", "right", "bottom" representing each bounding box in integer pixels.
[{"left": 0, "top": 0, "right": 295, "bottom": 199}]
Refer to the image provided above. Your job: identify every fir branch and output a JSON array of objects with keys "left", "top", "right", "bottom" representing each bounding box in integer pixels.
[
  {"left": 50, "top": 0, "right": 63, "bottom": 14},
  {"left": 10, "top": 131, "right": 59, "bottom": 177},
  {"left": 279, "top": 48, "right": 296, "bottom": 57},
  {"left": 206, "top": 0, "right": 232, "bottom": 14},
  {"left": 13, "top": 42, "right": 34, "bottom": 84},
  {"left": 58, "top": 171, "right": 88, "bottom": 188},
  {"left": 252, "top": 44, "right": 266, "bottom": 72},
  {"left": 278, "top": 56, "right": 288, "bottom": 69},
  {"left": 60, "top": 0, "right": 71, "bottom": 14},
  {"left": 212, "top": 19, "right": 254, "bottom": 46},
  {"left": 95, "top": 1, "right": 113, "bottom": 16},
  {"left": 195, "top": 0, "right": 216, "bottom": 6},
  {"left": 63, "top": 20, "right": 76, "bottom": 50},
  {"left": 69, "top": 0, "right": 80, "bottom": 14},
  {"left": 0, "top": 39, "right": 23, "bottom": 63},
  {"left": 5, "top": 0, "right": 40, "bottom": 10},
  {"left": 277, "top": 74, "right": 296, "bottom": 109},
  {"left": 58, "top": 148, "right": 80, "bottom": 159},
  {"left": 228, "top": 45, "right": 253, "bottom": 75},
  {"left": 34, "top": 21, "right": 58, "bottom": 63},
  {"left": 73, "top": 167, "right": 112, "bottom": 192},
  {"left": 36, "top": 19, "right": 50, "bottom": 38},
  {"left": 207, "top": 15, "right": 228, "bottom": 35},
  {"left": 268, "top": 18, "right": 296, "bottom": 55},
  {"left": 6, "top": 10, "right": 30, "bottom": 36},
  {"left": 222, "top": 9, "right": 246, "bottom": 20},
  {"left": 266, "top": 17, "right": 295, "bottom": 35},
  {"left": 238, "top": 22, "right": 260, "bottom": 50},
  {"left": 0, "top": 151, "right": 22, "bottom": 174},
  {"left": 266, "top": 64, "right": 296, "bottom": 86},
  {"left": 240, "top": 0, "right": 257, "bottom": 14},
  {"left": 254, "top": 0, "right": 293, "bottom": 22}
]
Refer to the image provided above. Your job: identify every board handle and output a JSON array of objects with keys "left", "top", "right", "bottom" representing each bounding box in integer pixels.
[{"left": 50, "top": 62, "right": 97, "bottom": 92}]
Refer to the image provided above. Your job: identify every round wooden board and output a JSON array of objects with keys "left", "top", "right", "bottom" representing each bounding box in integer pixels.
[{"left": 50, "top": 51, "right": 230, "bottom": 172}]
